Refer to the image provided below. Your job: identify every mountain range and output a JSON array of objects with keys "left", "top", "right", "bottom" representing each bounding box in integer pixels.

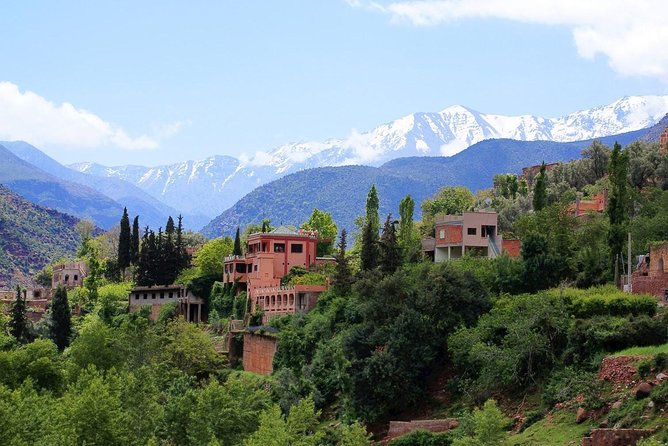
[
  {"left": 70, "top": 95, "right": 668, "bottom": 221},
  {"left": 200, "top": 126, "right": 650, "bottom": 239}
]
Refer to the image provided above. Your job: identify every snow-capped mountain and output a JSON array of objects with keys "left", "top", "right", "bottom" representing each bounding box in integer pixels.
[{"left": 70, "top": 95, "right": 668, "bottom": 219}]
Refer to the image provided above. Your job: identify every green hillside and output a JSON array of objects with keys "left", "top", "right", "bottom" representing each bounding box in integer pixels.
[{"left": 0, "top": 185, "right": 81, "bottom": 287}]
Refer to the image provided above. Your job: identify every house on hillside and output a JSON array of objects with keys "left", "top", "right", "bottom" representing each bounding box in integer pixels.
[
  {"left": 128, "top": 284, "right": 205, "bottom": 322},
  {"left": 660, "top": 127, "right": 668, "bottom": 154},
  {"left": 223, "top": 226, "right": 333, "bottom": 324},
  {"left": 630, "top": 242, "right": 668, "bottom": 301},
  {"left": 0, "top": 287, "right": 53, "bottom": 322},
  {"left": 569, "top": 190, "right": 607, "bottom": 218},
  {"left": 52, "top": 261, "right": 87, "bottom": 289},
  {"left": 422, "top": 211, "right": 520, "bottom": 261},
  {"left": 520, "top": 162, "right": 560, "bottom": 188}
]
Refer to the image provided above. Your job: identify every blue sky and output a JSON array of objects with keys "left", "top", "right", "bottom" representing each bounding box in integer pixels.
[{"left": 0, "top": 0, "right": 666, "bottom": 166}]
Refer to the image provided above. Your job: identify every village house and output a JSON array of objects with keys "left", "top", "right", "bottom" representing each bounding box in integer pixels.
[
  {"left": 0, "top": 287, "right": 53, "bottom": 322},
  {"left": 569, "top": 190, "right": 607, "bottom": 218},
  {"left": 128, "top": 284, "right": 205, "bottom": 322},
  {"left": 520, "top": 162, "right": 560, "bottom": 188},
  {"left": 660, "top": 126, "right": 668, "bottom": 154},
  {"left": 223, "top": 226, "right": 332, "bottom": 324},
  {"left": 630, "top": 242, "right": 668, "bottom": 301},
  {"left": 52, "top": 261, "right": 88, "bottom": 289},
  {"left": 422, "top": 211, "right": 520, "bottom": 261}
]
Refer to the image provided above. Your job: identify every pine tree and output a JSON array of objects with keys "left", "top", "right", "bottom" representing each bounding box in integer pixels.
[
  {"left": 379, "top": 214, "right": 401, "bottom": 274},
  {"left": 607, "top": 142, "right": 630, "bottom": 277},
  {"left": 233, "top": 227, "right": 242, "bottom": 256},
  {"left": 130, "top": 215, "right": 140, "bottom": 265},
  {"left": 118, "top": 207, "right": 131, "bottom": 272},
  {"left": 333, "top": 229, "right": 353, "bottom": 294},
  {"left": 365, "top": 185, "right": 380, "bottom": 236},
  {"left": 532, "top": 162, "right": 548, "bottom": 211},
  {"left": 50, "top": 285, "right": 71, "bottom": 351},
  {"left": 9, "top": 285, "right": 28, "bottom": 343}
]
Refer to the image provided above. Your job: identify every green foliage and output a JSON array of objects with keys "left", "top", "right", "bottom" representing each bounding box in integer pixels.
[
  {"left": 452, "top": 399, "right": 509, "bottom": 446},
  {"left": 332, "top": 229, "right": 354, "bottom": 294},
  {"left": 195, "top": 236, "right": 233, "bottom": 277},
  {"left": 389, "top": 429, "right": 455, "bottom": 446},
  {"left": 49, "top": 286, "right": 71, "bottom": 351},
  {"left": 607, "top": 397, "right": 647, "bottom": 428},
  {"left": 244, "top": 397, "right": 324, "bottom": 446},
  {"left": 532, "top": 162, "right": 548, "bottom": 211},
  {"left": 9, "top": 286, "right": 28, "bottom": 343},
  {"left": 421, "top": 186, "right": 475, "bottom": 233},
  {"left": 118, "top": 207, "right": 131, "bottom": 270},
  {"left": 233, "top": 227, "right": 242, "bottom": 255},
  {"left": 157, "top": 301, "right": 180, "bottom": 325},
  {"left": 542, "top": 367, "right": 605, "bottom": 409},
  {"left": 302, "top": 208, "right": 338, "bottom": 256},
  {"left": 608, "top": 142, "right": 630, "bottom": 272},
  {"left": 359, "top": 218, "right": 379, "bottom": 272},
  {"left": 398, "top": 194, "right": 421, "bottom": 262},
  {"left": 162, "top": 319, "right": 222, "bottom": 377},
  {"left": 365, "top": 184, "right": 380, "bottom": 236},
  {"left": 379, "top": 214, "right": 401, "bottom": 274}
]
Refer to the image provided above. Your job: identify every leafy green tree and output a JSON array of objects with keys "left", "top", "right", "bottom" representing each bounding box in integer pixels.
[
  {"left": 118, "top": 207, "right": 131, "bottom": 271},
  {"left": 162, "top": 320, "right": 222, "bottom": 377},
  {"left": 521, "top": 233, "right": 558, "bottom": 293},
  {"left": 84, "top": 242, "right": 104, "bottom": 304},
  {"left": 421, "top": 186, "right": 475, "bottom": 234},
  {"left": 244, "top": 397, "right": 323, "bottom": 446},
  {"left": 532, "top": 162, "right": 548, "bottom": 211},
  {"left": 195, "top": 237, "right": 234, "bottom": 277},
  {"left": 340, "top": 422, "right": 372, "bottom": 446},
  {"left": 359, "top": 219, "right": 379, "bottom": 272},
  {"left": 49, "top": 286, "right": 71, "bottom": 351},
  {"left": 233, "top": 227, "right": 243, "bottom": 256},
  {"left": 302, "top": 208, "right": 338, "bottom": 256},
  {"left": 398, "top": 194, "right": 420, "bottom": 262},
  {"left": 379, "top": 214, "right": 401, "bottom": 274},
  {"left": 452, "top": 399, "right": 509, "bottom": 446},
  {"left": 607, "top": 142, "right": 630, "bottom": 276},
  {"left": 365, "top": 185, "right": 380, "bottom": 237},
  {"left": 333, "top": 229, "right": 354, "bottom": 294},
  {"left": 9, "top": 286, "right": 27, "bottom": 343}
]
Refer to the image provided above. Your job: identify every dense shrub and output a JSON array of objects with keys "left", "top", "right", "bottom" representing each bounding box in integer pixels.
[{"left": 389, "top": 430, "right": 455, "bottom": 446}]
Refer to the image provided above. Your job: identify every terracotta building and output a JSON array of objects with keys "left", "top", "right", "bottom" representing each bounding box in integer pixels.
[
  {"left": 52, "top": 261, "right": 88, "bottom": 289},
  {"left": 128, "top": 284, "right": 205, "bottom": 322},
  {"left": 223, "top": 226, "right": 330, "bottom": 323},
  {"left": 660, "top": 126, "right": 668, "bottom": 154},
  {"left": 0, "top": 287, "right": 53, "bottom": 322},
  {"left": 422, "top": 212, "right": 519, "bottom": 261},
  {"left": 520, "top": 162, "right": 560, "bottom": 187},
  {"left": 631, "top": 242, "right": 668, "bottom": 301},
  {"left": 569, "top": 190, "right": 607, "bottom": 218}
]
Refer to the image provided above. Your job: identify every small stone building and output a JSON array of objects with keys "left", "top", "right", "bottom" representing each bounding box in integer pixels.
[
  {"left": 52, "top": 261, "right": 88, "bottom": 289},
  {"left": 128, "top": 284, "right": 205, "bottom": 322},
  {"left": 630, "top": 242, "right": 668, "bottom": 301}
]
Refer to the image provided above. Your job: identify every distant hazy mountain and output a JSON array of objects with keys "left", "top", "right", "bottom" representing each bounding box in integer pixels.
[
  {"left": 0, "top": 141, "right": 205, "bottom": 229},
  {"left": 0, "top": 144, "right": 126, "bottom": 229},
  {"left": 71, "top": 95, "right": 668, "bottom": 219},
  {"left": 0, "top": 185, "right": 81, "bottom": 287},
  {"left": 200, "top": 128, "right": 647, "bottom": 239}
]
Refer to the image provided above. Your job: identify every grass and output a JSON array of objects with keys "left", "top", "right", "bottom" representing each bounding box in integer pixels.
[
  {"left": 612, "top": 343, "right": 668, "bottom": 357},
  {"left": 503, "top": 410, "right": 595, "bottom": 446}
]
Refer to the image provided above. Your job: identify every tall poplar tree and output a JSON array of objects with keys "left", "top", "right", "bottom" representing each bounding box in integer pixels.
[
  {"left": 532, "top": 162, "right": 548, "bottom": 211},
  {"left": 233, "top": 227, "right": 242, "bottom": 256},
  {"left": 607, "top": 142, "right": 630, "bottom": 276},
  {"left": 118, "top": 207, "right": 131, "bottom": 271},
  {"left": 398, "top": 194, "right": 419, "bottom": 262},
  {"left": 9, "top": 285, "right": 27, "bottom": 343},
  {"left": 130, "top": 215, "right": 140, "bottom": 265},
  {"left": 365, "top": 185, "right": 380, "bottom": 236},
  {"left": 360, "top": 219, "right": 379, "bottom": 272},
  {"left": 50, "top": 285, "right": 71, "bottom": 351}
]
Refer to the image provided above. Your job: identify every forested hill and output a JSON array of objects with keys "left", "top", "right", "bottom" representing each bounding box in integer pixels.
[
  {"left": 201, "top": 127, "right": 647, "bottom": 238},
  {"left": 0, "top": 144, "right": 123, "bottom": 229},
  {"left": 0, "top": 185, "right": 81, "bottom": 287}
]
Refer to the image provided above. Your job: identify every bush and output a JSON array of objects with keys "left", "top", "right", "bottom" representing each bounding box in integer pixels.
[
  {"left": 638, "top": 359, "right": 652, "bottom": 378},
  {"left": 651, "top": 381, "right": 668, "bottom": 405},
  {"left": 654, "top": 353, "right": 668, "bottom": 371},
  {"left": 607, "top": 398, "right": 647, "bottom": 428},
  {"left": 542, "top": 367, "right": 600, "bottom": 407},
  {"left": 389, "top": 430, "right": 455, "bottom": 446}
]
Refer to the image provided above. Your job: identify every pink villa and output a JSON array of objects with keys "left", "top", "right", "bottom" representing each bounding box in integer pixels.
[
  {"left": 422, "top": 211, "right": 520, "bottom": 261},
  {"left": 223, "top": 226, "right": 332, "bottom": 324}
]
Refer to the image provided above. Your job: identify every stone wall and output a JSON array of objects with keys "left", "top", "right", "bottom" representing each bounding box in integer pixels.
[
  {"left": 581, "top": 428, "right": 651, "bottom": 446},
  {"left": 631, "top": 275, "right": 668, "bottom": 300},
  {"left": 243, "top": 332, "right": 278, "bottom": 375},
  {"left": 386, "top": 419, "right": 459, "bottom": 439}
]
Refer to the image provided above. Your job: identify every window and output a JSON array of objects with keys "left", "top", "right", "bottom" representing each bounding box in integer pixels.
[
  {"left": 135, "top": 294, "right": 139, "bottom": 300},
  {"left": 160, "top": 292, "right": 164, "bottom": 299},
  {"left": 254, "top": 265, "right": 258, "bottom": 272},
  {"left": 224, "top": 265, "right": 228, "bottom": 273},
  {"left": 467, "top": 227, "right": 477, "bottom": 235},
  {"left": 74, "top": 274, "right": 78, "bottom": 281},
  {"left": 274, "top": 243, "right": 285, "bottom": 253},
  {"left": 169, "top": 292, "right": 173, "bottom": 298},
  {"left": 143, "top": 293, "right": 148, "bottom": 300},
  {"left": 152, "top": 293, "right": 156, "bottom": 299},
  {"left": 236, "top": 263, "right": 247, "bottom": 273},
  {"left": 291, "top": 243, "right": 303, "bottom": 253},
  {"left": 64, "top": 274, "right": 69, "bottom": 283},
  {"left": 439, "top": 229, "right": 445, "bottom": 239}
]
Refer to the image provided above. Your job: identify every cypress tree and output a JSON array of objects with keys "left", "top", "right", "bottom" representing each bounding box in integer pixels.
[
  {"left": 379, "top": 214, "right": 401, "bottom": 274},
  {"left": 165, "top": 217, "right": 177, "bottom": 284},
  {"left": 233, "top": 227, "right": 242, "bottom": 256},
  {"left": 365, "top": 185, "right": 380, "bottom": 236},
  {"left": 532, "top": 162, "right": 548, "bottom": 211},
  {"left": 332, "top": 229, "right": 353, "bottom": 294},
  {"left": 50, "top": 285, "right": 71, "bottom": 351},
  {"left": 130, "top": 215, "right": 140, "bottom": 265},
  {"left": 9, "top": 285, "right": 27, "bottom": 343},
  {"left": 176, "top": 215, "right": 189, "bottom": 272},
  {"left": 261, "top": 220, "right": 268, "bottom": 233},
  {"left": 118, "top": 207, "right": 131, "bottom": 271},
  {"left": 136, "top": 227, "right": 152, "bottom": 286},
  {"left": 607, "top": 142, "right": 630, "bottom": 277},
  {"left": 398, "top": 194, "right": 417, "bottom": 262},
  {"left": 360, "top": 219, "right": 379, "bottom": 272}
]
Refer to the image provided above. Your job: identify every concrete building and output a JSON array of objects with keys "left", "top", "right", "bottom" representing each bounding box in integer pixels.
[
  {"left": 52, "top": 261, "right": 87, "bottom": 289},
  {"left": 128, "top": 284, "right": 205, "bottom": 322},
  {"left": 422, "top": 212, "right": 512, "bottom": 261},
  {"left": 223, "top": 226, "right": 330, "bottom": 322},
  {"left": 569, "top": 190, "right": 607, "bottom": 218},
  {"left": 630, "top": 242, "right": 668, "bottom": 301}
]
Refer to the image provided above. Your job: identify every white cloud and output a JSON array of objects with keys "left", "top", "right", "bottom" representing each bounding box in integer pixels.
[
  {"left": 0, "top": 81, "right": 159, "bottom": 150},
  {"left": 152, "top": 120, "right": 191, "bottom": 139},
  {"left": 348, "top": 0, "right": 668, "bottom": 82}
]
